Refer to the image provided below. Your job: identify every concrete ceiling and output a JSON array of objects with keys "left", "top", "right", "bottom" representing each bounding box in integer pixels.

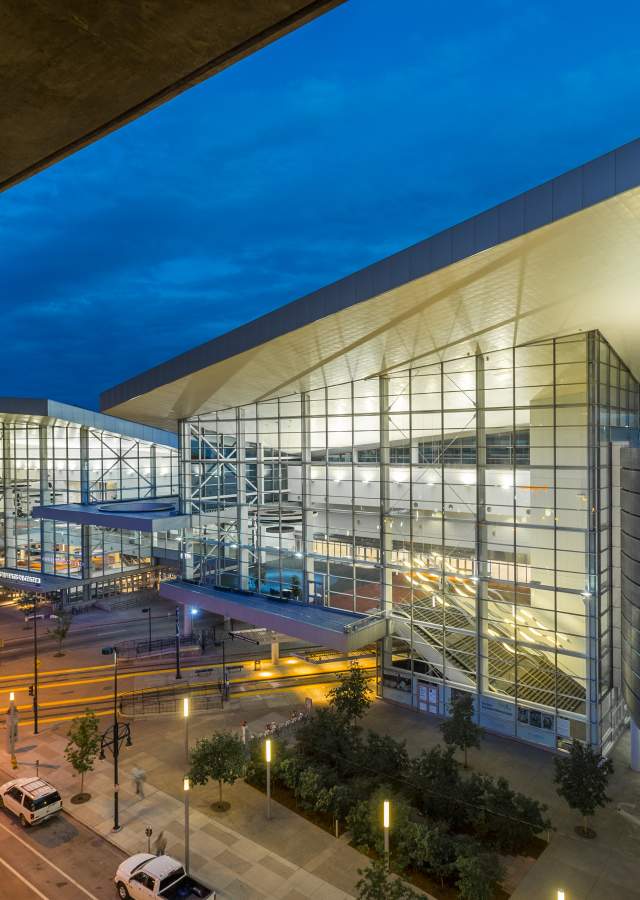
[
  {"left": 0, "top": 0, "right": 344, "bottom": 192},
  {"left": 101, "top": 140, "right": 640, "bottom": 430}
]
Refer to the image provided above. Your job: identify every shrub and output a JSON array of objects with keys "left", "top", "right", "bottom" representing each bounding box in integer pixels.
[
  {"left": 408, "top": 745, "right": 461, "bottom": 822},
  {"left": 455, "top": 842, "right": 504, "bottom": 900},
  {"left": 356, "top": 860, "right": 420, "bottom": 899},
  {"left": 470, "top": 775, "right": 551, "bottom": 853}
]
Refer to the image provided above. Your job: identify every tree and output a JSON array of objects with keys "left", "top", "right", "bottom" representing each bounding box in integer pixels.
[
  {"left": 328, "top": 661, "right": 372, "bottom": 723},
  {"left": 189, "top": 731, "right": 246, "bottom": 811},
  {"left": 356, "top": 860, "right": 420, "bottom": 900},
  {"left": 554, "top": 739, "right": 614, "bottom": 837},
  {"left": 440, "top": 693, "right": 483, "bottom": 768},
  {"left": 64, "top": 709, "right": 100, "bottom": 803},
  {"left": 49, "top": 613, "right": 72, "bottom": 656},
  {"left": 424, "top": 824, "right": 457, "bottom": 887},
  {"left": 456, "top": 844, "right": 503, "bottom": 900}
]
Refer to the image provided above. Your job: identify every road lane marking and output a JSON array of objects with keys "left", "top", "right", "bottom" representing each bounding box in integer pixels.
[
  {"left": 0, "top": 852, "right": 50, "bottom": 899},
  {"left": 0, "top": 819, "right": 100, "bottom": 900}
]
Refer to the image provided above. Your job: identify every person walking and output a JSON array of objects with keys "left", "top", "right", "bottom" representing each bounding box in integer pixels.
[
  {"left": 132, "top": 767, "right": 146, "bottom": 799},
  {"left": 152, "top": 830, "right": 167, "bottom": 856}
]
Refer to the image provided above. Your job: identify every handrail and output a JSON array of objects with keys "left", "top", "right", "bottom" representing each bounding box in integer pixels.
[{"left": 343, "top": 609, "right": 389, "bottom": 634}]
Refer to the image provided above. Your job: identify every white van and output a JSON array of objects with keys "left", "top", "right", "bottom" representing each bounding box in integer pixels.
[{"left": 0, "top": 777, "right": 62, "bottom": 826}]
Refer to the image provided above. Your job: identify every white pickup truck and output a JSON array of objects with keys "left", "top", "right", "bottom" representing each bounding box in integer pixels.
[{"left": 115, "top": 854, "right": 215, "bottom": 900}]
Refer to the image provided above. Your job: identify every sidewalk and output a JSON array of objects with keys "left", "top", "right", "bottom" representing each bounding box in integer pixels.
[{"left": 6, "top": 685, "right": 365, "bottom": 899}]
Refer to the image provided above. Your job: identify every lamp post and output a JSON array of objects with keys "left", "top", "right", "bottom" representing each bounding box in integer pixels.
[
  {"left": 142, "top": 606, "right": 152, "bottom": 652},
  {"left": 100, "top": 646, "right": 132, "bottom": 832},
  {"left": 265, "top": 738, "right": 272, "bottom": 820},
  {"left": 183, "top": 776, "right": 190, "bottom": 873},
  {"left": 383, "top": 800, "right": 390, "bottom": 870},
  {"left": 557, "top": 892, "right": 565, "bottom": 900},
  {"left": 6, "top": 692, "right": 18, "bottom": 769},
  {"left": 175, "top": 607, "right": 181, "bottom": 680},
  {"left": 183, "top": 696, "right": 190, "bottom": 765}
]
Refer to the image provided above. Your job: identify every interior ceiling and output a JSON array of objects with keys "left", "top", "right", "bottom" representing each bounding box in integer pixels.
[
  {"left": 104, "top": 185, "right": 640, "bottom": 430},
  {"left": 0, "top": 0, "right": 343, "bottom": 191}
]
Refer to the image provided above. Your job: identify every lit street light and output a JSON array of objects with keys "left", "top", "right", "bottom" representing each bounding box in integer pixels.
[
  {"left": 383, "top": 800, "right": 390, "bottom": 870},
  {"left": 183, "top": 776, "right": 190, "bottom": 873},
  {"left": 265, "top": 738, "right": 272, "bottom": 820},
  {"left": 183, "top": 696, "right": 190, "bottom": 765}
]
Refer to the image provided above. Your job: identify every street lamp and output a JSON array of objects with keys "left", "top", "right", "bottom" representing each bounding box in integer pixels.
[
  {"left": 175, "top": 607, "right": 182, "bottom": 680},
  {"left": 557, "top": 892, "right": 565, "bottom": 900},
  {"left": 6, "top": 692, "right": 18, "bottom": 770},
  {"left": 183, "top": 776, "right": 190, "bottom": 873},
  {"left": 183, "top": 696, "right": 190, "bottom": 765},
  {"left": 142, "top": 606, "right": 152, "bottom": 652},
  {"left": 265, "top": 738, "right": 272, "bottom": 820},
  {"left": 383, "top": 800, "right": 390, "bottom": 870},
  {"left": 32, "top": 595, "right": 39, "bottom": 735},
  {"left": 100, "top": 646, "right": 132, "bottom": 832}
]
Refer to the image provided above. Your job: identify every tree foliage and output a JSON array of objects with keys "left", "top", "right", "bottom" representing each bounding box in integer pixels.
[
  {"left": 327, "top": 661, "right": 372, "bottom": 723},
  {"left": 50, "top": 614, "right": 72, "bottom": 656},
  {"left": 189, "top": 731, "right": 246, "bottom": 806},
  {"left": 554, "top": 739, "right": 613, "bottom": 833},
  {"left": 455, "top": 843, "right": 504, "bottom": 900},
  {"left": 440, "top": 693, "right": 484, "bottom": 767},
  {"left": 356, "top": 860, "right": 420, "bottom": 900},
  {"left": 64, "top": 709, "right": 100, "bottom": 795}
]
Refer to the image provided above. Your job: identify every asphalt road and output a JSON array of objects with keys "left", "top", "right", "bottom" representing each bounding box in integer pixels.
[{"left": 0, "top": 798, "right": 124, "bottom": 899}]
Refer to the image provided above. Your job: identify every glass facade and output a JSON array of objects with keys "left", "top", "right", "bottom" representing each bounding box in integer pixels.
[
  {"left": 0, "top": 417, "right": 178, "bottom": 585},
  {"left": 179, "top": 331, "right": 638, "bottom": 752}
]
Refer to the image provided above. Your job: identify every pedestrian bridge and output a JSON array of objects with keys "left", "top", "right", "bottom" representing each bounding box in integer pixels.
[{"left": 160, "top": 580, "right": 392, "bottom": 652}]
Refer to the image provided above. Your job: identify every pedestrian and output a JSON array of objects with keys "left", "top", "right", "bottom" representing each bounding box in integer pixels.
[
  {"left": 132, "top": 766, "right": 146, "bottom": 799},
  {"left": 153, "top": 830, "right": 167, "bottom": 856}
]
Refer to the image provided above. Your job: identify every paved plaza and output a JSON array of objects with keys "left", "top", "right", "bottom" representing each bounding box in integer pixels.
[{"left": 4, "top": 683, "right": 640, "bottom": 899}]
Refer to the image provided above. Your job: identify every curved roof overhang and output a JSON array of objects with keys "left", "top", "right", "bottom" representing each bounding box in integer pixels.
[{"left": 101, "top": 139, "right": 640, "bottom": 429}]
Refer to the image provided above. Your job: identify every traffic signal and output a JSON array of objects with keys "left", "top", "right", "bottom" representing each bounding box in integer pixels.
[{"left": 28, "top": 684, "right": 34, "bottom": 697}]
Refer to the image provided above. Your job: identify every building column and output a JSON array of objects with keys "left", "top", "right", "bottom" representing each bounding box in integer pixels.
[
  {"left": 301, "top": 392, "right": 315, "bottom": 601},
  {"left": 39, "top": 424, "right": 53, "bottom": 575},
  {"left": 150, "top": 444, "right": 157, "bottom": 497},
  {"left": 182, "top": 604, "right": 193, "bottom": 638},
  {"left": 270, "top": 631, "right": 280, "bottom": 665},
  {"left": 475, "top": 351, "right": 489, "bottom": 699},
  {"left": 236, "top": 409, "right": 249, "bottom": 592},
  {"left": 3, "top": 425, "right": 17, "bottom": 568},
  {"left": 379, "top": 377, "right": 393, "bottom": 666}
]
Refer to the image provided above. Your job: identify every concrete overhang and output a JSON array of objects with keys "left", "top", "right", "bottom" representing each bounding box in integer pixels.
[
  {"left": 0, "top": 567, "right": 79, "bottom": 593},
  {"left": 161, "top": 580, "right": 391, "bottom": 652},
  {"left": 31, "top": 497, "right": 189, "bottom": 533},
  {"left": 101, "top": 139, "right": 640, "bottom": 429},
  {"left": 0, "top": 398, "right": 176, "bottom": 446},
  {"left": 1, "top": 1, "right": 344, "bottom": 192}
]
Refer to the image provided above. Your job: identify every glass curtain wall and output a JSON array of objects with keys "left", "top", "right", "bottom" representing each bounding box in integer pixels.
[
  {"left": 0, "top": 420, "right": 178, "bottom": 579},
  {"left": 182, "top": 330, "right": 638, "bottom": 751}
]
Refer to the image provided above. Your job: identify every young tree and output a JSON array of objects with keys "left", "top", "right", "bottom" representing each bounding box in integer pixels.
[
  {"left": 455, "top": 845, "right": 504, "bottom": 900},
  {"left": 64, "top": 709, "right": 100, "bottom": 803},
  {"left": 49, "top": 614, "right": 72, "bottom": 656},
  {"left": 424, "top": 824, "right": 457, "bottom": 887},
  {"left": 356, "top": 860, "right": 420, "bottom": 900},
  {"left": 440, "top": 693, "right": 484, "bottom": 768},
  {"left": 188, "top": 731, "right": 246, "bottom": 811},
  {"left": 554, "top": 739, "right": 614, "bottom": 837},
  {"left": 328, "top": 661, "right": 372, "bottom": 723}
]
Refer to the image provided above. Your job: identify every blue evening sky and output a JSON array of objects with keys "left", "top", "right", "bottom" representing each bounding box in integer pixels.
[{"left": 2, "top": 0, "right": 640, "bottom": 410}]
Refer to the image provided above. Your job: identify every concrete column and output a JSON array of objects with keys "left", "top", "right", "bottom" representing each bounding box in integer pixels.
[
  {"left": 79, "top": 426, "right": 90, "bottom": 504},
  {"left": 3, "top": 425, "right": 17, "bottom": 568},
  {"left": 182, "top": 604, "right": 193, "bottom": 638},
  {"left": 270, "top": 632, "right": 280, "bottom": 665},
  {"left": 631, "top": 720, "right": 640, "bottom": 772}
]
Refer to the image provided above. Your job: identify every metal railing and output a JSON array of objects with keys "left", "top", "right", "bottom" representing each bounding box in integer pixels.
[{"left": 343, "top": 609, "right": 390, "bottom": 634}]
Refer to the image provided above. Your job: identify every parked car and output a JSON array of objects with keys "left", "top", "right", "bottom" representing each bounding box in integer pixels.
[
  {"left": 115, "top": 854, "right": 215, "bottom": 899},
  {"left": 0, "top": 777, "right": 62, "bottom": 826}
]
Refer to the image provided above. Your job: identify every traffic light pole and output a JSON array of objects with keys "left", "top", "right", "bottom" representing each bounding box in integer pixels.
[{"left": 33, "top": 596, "right": 39, "bottom": 735}]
